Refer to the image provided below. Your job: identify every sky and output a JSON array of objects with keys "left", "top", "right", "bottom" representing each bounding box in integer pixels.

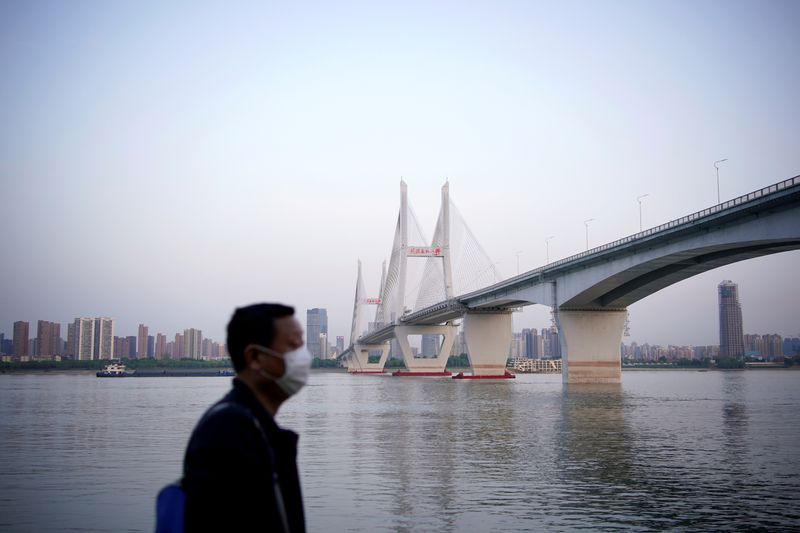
[{"left": 1, "top": 0, "right": 798, "bottom": 348}]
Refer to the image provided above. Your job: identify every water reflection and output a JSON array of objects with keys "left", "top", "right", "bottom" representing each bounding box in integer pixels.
[
  {"left": 554, "top": 384, "right": 636, "bottom": 529},
  {"left": 3, "top": 372, "right": 800, "bottom": 532},
  {"left": 559, "top": 383, "right": 631, "bottom": 484}
]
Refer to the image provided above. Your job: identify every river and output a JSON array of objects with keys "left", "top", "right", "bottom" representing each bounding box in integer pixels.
[{"left": 1, "top": 370, "right": 798, "bottom": 531}]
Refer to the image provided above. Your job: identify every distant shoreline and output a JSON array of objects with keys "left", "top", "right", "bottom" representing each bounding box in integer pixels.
[
  {"left": 622, "top": 366, "right": 797, "bottom": 371},
  {"left": 3, "top": 365, "right": 796, "bottom": 375},
  {"left": 0, "top": 366, "right": 352, "bottom": 375}
]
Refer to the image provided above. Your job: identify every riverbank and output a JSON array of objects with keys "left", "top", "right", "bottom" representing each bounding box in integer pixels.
[{"left": 0, "top": 366, "right": 354, "bottom": 375}]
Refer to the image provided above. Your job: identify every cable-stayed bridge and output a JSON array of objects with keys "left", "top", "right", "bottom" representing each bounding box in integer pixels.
[{"left": 342, "top": 175, "right": 800, "bottom": 383}]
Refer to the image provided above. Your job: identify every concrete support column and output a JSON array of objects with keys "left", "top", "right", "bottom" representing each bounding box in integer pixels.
[
  {"left": 558, "top": 309, "right": 626, "bottom": 384},
  {"left": 350, "top": 343, "right": 390, "bottom": 373},
  {"left": 463, "top": 312, "right": 513, "bottom": 376},
  {"left": 394, "top": 325, "right": 457, "bottom": 375}
]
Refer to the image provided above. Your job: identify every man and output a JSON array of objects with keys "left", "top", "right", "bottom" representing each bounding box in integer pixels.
[{"left": 182, "top": 303, "right": 311, "bottom": 532}]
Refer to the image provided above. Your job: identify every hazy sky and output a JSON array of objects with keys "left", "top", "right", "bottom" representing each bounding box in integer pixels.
[{"left": 1, "top": 0, "right": 798, "bottom": 347}]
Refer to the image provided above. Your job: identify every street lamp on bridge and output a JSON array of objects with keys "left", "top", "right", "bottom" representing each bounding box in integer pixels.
[
  {"left": 545, "top": 236, "right": 555, "bottom": 264},
  {"left": 637, "top": 194, "right": 649, "bottom": 232},
  {"left": 584, "top": 218, "right": 595, "bottom": 251},
  {"left": 515, "top": 250, "right": 524, "bottom": 276},
  {"left": 715, "top": 158, "right": 728, "bottom": 204}
]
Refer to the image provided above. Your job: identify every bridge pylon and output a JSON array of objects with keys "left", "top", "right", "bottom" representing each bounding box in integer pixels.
[
  {"left": 457, "top": 310, "right": 516, "bottom": 379},
  {"left": 557, "top": 309, "right": 626, "bottom": 383},
  {"left": 391, "top": 181, "right": 459, "bottom": 376},
  {"left": 351, "top": 343, "right": 391, "bottom": 374},
  {"left": 345, "top": 259, "right": 389, "bottom": 373},
  {"left": 391, "top": 324, "right": 457, "bottom": 376}
]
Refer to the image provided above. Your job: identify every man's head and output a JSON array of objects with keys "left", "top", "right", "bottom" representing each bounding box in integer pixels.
[{"left": 226, "top": 303, "right": 300, "bottom": 372}]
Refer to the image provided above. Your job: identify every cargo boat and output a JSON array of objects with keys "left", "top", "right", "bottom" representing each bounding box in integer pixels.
[
  {"left": 96, "top": 362, "right": 130, "bottom": 377},
  {"left": 96, "top": 364, "right": 234, "bottom": 378}
]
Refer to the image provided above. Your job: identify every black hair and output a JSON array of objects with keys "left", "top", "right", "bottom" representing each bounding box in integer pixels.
[{"left": 226, "top": 303, "right": 295, "bottom": 372}]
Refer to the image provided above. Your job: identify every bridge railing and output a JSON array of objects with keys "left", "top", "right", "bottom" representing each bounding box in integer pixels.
[{"left": 462, "top": 174, "right": 800, "bottom": 298}]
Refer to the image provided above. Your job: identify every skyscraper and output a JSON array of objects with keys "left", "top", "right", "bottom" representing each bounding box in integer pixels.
[
  {"left": 718, "top": 280, "right": 745, "bottom": 359},
  {"left": 13, "top": 321, "right": 29, "bottom": 356},
  {"left": 93, "top": 318, "right": 114, "bottom": 359},
  {"left": 306, "top": 308, "right": 328, "bottom": 359},
  {"left": 184, "top": 328, "right": 202, "bottom": 359},
  {"left": 73, "top": 318, "right": 95, "bottom": 360},
  {"left": 66, "top": 322, "right": 76, "bottom": 358},
  {"left": 36, "top": 320, "right": 61, "bottom": 357},
  {"left": 137, "top": 324, "right": 149, "bottom": 358},
  {"left": 175, "top": 333, "right": 184, "bottom": 358},
  {"left": 336, "top": 336, "right": 344, "bottom": 355},
  {"left": 125, "top": 336, "right": 137, "bottom": 357},
  {"left": 422, "top": 334, "right": 439, "bottom": 357},
  {"left": 154, "top": 333, "right": 167, "bottom": 359},
  {"left": 319, "top": 332, "right": 329, "bottom": 360}
]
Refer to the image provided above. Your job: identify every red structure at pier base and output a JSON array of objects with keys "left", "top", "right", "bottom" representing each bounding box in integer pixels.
[{"left": 452, "top": 371, "right": 515, "bottom": 380}]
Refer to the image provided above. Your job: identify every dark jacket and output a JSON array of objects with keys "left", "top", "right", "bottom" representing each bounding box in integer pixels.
[{"left": 183, "top": 378, "right": 305, "bottom": 533}]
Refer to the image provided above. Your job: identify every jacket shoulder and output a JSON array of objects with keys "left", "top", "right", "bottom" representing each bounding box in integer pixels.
[{"left": 187, "top": 401, "right": 268, "bottom": 456}]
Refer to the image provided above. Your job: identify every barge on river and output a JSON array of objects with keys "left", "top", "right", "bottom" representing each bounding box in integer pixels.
[{"left": 96, "top": 362, "right": 234, "bottom": 378}]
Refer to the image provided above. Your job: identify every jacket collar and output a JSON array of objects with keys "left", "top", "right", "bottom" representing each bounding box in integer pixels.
[{"left": 229, "top": 377, "right": 298, "bottom": 445}]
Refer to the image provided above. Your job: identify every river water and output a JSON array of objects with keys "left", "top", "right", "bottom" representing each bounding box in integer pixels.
[{"left": 0, "top": 370, "right": 798, "bottom": 532}]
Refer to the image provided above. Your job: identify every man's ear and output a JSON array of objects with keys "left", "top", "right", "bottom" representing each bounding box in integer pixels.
[{"left": 242, "top": 344, "right": 261, "bottom": 370}]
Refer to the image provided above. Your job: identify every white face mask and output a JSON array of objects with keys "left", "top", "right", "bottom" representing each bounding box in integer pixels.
[{"left": 255, "top": 345, "right": 312, "bottom": 397}]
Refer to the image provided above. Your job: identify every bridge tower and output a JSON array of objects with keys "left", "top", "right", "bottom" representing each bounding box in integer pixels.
[
  {"left": 346, "top": 260, "right": 389, "bottom": 374},
  {"left": 390, "top": 180, "right": 458, "bottom": 376}
]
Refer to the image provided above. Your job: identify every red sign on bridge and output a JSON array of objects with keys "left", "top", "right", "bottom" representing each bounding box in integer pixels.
[{"left": 408, "top": 246, "right": 443, "bottom": 257}]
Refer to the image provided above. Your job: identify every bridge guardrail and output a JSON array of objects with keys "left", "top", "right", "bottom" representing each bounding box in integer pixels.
[
  {"left": 544, "top": 175, "right": 799, "bottom": 271},
  {"left": 461, "top": 174, "right": 799, "bottom": 299}
]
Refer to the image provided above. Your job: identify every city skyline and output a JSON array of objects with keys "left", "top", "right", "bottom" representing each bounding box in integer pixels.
[
  {"left": 1, "top": 2, "right": 798, "bottom": 348},
  {"left": 2, "top": 286, "right": 797, "bottom": 360}
]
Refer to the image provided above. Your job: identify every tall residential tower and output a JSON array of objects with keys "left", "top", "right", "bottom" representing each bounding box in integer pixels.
[
  {"left": 306, "top": 308, "right": 328, "bottom": 359},
  {"left": 13, "top": 321, "right": 29, "bottom": 356},
  {"left": 718, "top": 280, "right": 745, "bottom": 359}
]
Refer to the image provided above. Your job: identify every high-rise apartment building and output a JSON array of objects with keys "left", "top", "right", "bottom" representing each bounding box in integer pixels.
[
  {"left": 540, "top": 326, "right": 561, "bottom": 358},
  {"left": 718, "top": 280, "right": 745, "bottom": 359},
  {"left": 125, "top": 336, "right": 137, "bottom": 357},
  {"left": 93, "top": 318, "right": 114, "bottom": 359},
  {"left": 13, "top": 321, "right": 29, "bottom": 356},
  {"left": 154, "top": 333, "right": 167, "bottom": 359},
  {"left": 336, "top": 336, "right": 345, "bottom": 354},
  {"left": 184, "top": 328, "right": 202, "bottom": 359},
  {"left": 113, "top": 336, "right": 124, "bottom": 358},
  {"left": 36, "top": 320, "right": 61, "bottom": 357},
  {"left": 306, "top": 308, "right": 328, "bottom": 359},
  {"left": 784, "top": 337, "right": 800, "bottom": 357},
  {"left": 65, "top": 322, "right": 76, "bottom": 358},
  {"left": 319, "top": 332, "right": 329, "bottom": 359},
  {"left": 73, "top": 318, "right": 95, "bottom": 360},
  {"left": 137, "top": 324, "right": 149, "bottom": 358},
  {"left": 421, "top": 334, "right": 439, "bottom": 357},
  {"left": 174, "top": 333, "right": 184, "bottom": 358}
]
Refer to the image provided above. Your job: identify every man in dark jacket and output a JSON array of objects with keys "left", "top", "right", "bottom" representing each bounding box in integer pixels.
[{"left": 182, "top": 303, "right": 311, "bottom": 532}]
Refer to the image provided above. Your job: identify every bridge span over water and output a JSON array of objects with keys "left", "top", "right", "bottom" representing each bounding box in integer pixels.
[{"left": 343, "top": 175, "right": 800, "bottom": 383}]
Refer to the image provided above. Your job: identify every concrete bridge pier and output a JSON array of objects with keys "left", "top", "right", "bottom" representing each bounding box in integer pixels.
[
  {"left": 393, "top": 325, "right": 457, "bottom": 376},
  {"left": 462, "top": 311, "right": 514, "bottom": 378},
  {"left": 350, "top": 343, "right": 391, "bottom": 374},
  {"left": 558, "top": 309, "right": 627, "bottom": 384}
]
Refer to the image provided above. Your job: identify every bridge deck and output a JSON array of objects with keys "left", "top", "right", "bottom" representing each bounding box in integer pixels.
[{"left": 351, "top": 174, "right": 800, "bottom": 348}]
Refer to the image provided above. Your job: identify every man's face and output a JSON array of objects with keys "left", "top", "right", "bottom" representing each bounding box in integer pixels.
[
  {"left": 271, "top": 316, "right": 304, "bottom": 354},
  {"left": 254, "top": 316, "right": 303, "bottom": 384}
]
